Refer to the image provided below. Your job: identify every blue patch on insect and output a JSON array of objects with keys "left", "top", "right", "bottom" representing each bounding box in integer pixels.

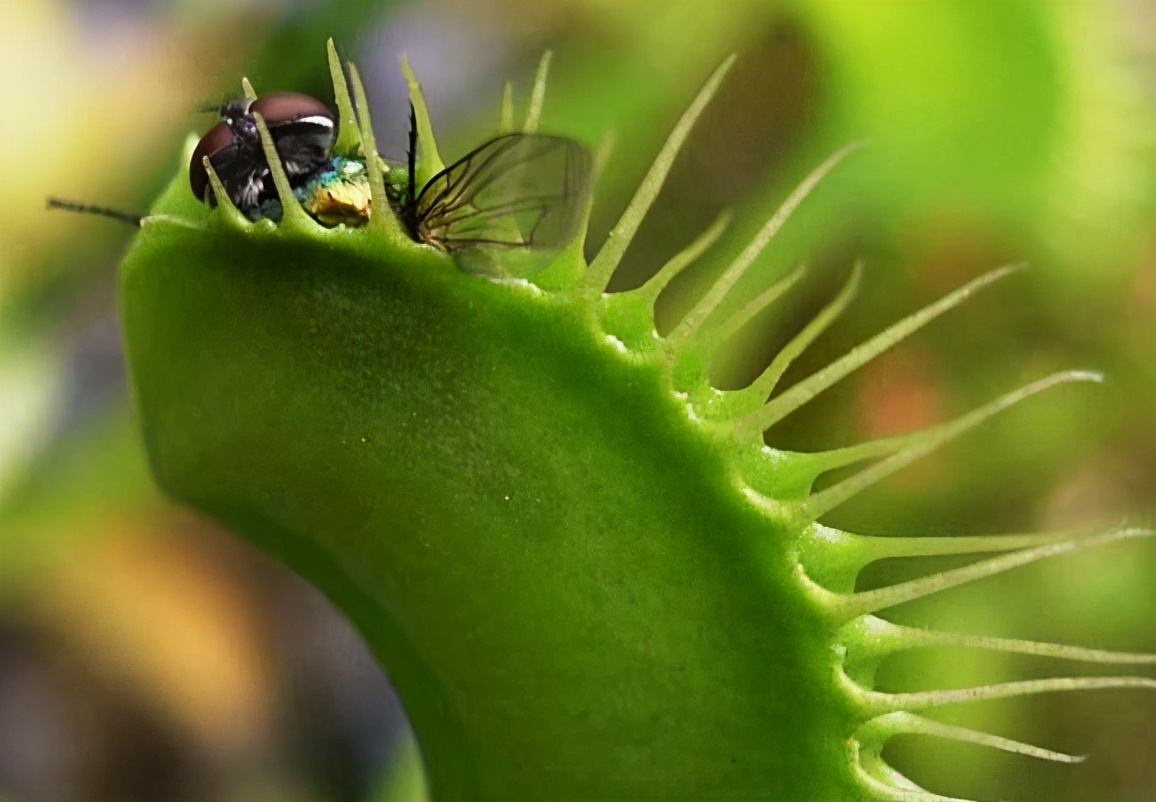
[{"left": 257, "top": 156, "right": 374, "bottom": 227}]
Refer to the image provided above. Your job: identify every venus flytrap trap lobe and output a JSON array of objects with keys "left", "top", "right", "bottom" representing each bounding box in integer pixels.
[{"left": 112, "top": 40, "right": 1155, "bottom": 801}]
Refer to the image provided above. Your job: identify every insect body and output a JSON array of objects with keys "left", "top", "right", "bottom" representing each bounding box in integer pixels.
[
  {"left": 189, "top": 93, "right": 337, "bottom": 217},
  {"left": 58, "top": 88, "right": 590, "bottom": 278}
]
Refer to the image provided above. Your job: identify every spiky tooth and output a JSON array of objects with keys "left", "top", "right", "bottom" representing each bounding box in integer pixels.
[
  {"left": 832, "top": 526, "right": 1154, "bottom": 620},
  {"left": 346, "top": 63, "right": 402, "bottom": 237},
  {"left": 584, "top": 55, "right": 737, "bottom": 295},
  {"left": 789, "top": 405, "right": 936, "bottom": 478},
  {"left": 706, "top": 263, "right": 805, "bottom": 351},
  {"left": 858, "top": 758, "right": 925, "bottom": 796},
  {"left": 500, "top": 81, "right": 515, "bottom": 134},
  {"left": 799, "top": 370, "right": 1103, "bottom": 519},
  {"left": 863, "top": 676, "right": 1156, "bottom": 715},
  {"left": 796, "top": 524, "right": 1100, "bottom": 595},
  {"left": 241, "top": 77, "right": 257, "bottom": 100},
  {"left": 635, "top": 211, "right": 732, "bottom": 307},
  {"left": 533, "top": 134, "right": 617, "bottom": 293},
  {"left": 735, "top": 264, "right": 1025, "bottom": 438},
  {"left": 806, "top": 523, "right": 1104, "bottom": 566},
  {"left": 860, "top": 752, "right": 927, "bottom": 792},
  {"left": 596, "top": 213, "right": 731, "bottom": 352},
  {"left": 523, "top": 51, "right": 552, "bottom": 133},
  {"left": 401, "top": 54, "right": 446, "bottom": 186},
  {"left": 667, "top": 141, "right": 863, "bottom": 348},
  {"left": 849, "top": 615, "right": 1156, "bottom": 665},
  {"left": 727, "top": 262, "right": 862, "bottom": 421},
  {"left": 252, "top": 113, "right": 315, "bottom": 230},
  {"left": 852, "top": 761, "right": 974, "bottom": 802},
  {"left": 326, "top": 39, "right": 363, "bottom": 158},
  {"left": 685, "top": 264, "right": 812, "bottom": 417},
  {"left": 857, "top": 711, "right": 1085, "bottom": 764},
  {"left": 201, "top": 157, "right": 252, "bottom": 231}
]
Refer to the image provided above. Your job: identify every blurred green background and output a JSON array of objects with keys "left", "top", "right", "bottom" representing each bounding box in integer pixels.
[{"left": 1, "top": 1, "right": 1153, "bottom": 800}]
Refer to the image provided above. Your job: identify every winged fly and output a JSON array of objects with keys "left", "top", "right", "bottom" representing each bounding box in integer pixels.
[{"left": 49, "top": 88, "right": 592, "bottom": 279}]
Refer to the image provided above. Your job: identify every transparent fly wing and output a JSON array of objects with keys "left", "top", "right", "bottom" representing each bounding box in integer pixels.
[{"left": 413, "top": 134, "right": 591, "bottom": 277}]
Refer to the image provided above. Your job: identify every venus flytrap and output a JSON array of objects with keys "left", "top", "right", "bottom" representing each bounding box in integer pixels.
[{"left": 116, "top": 41, "right": 1154, "bottom": 801}]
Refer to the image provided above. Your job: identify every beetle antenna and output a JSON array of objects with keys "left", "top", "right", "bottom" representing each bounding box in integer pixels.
[{"left": 46, "top": 197, "right": 142, "bottom": 227}]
